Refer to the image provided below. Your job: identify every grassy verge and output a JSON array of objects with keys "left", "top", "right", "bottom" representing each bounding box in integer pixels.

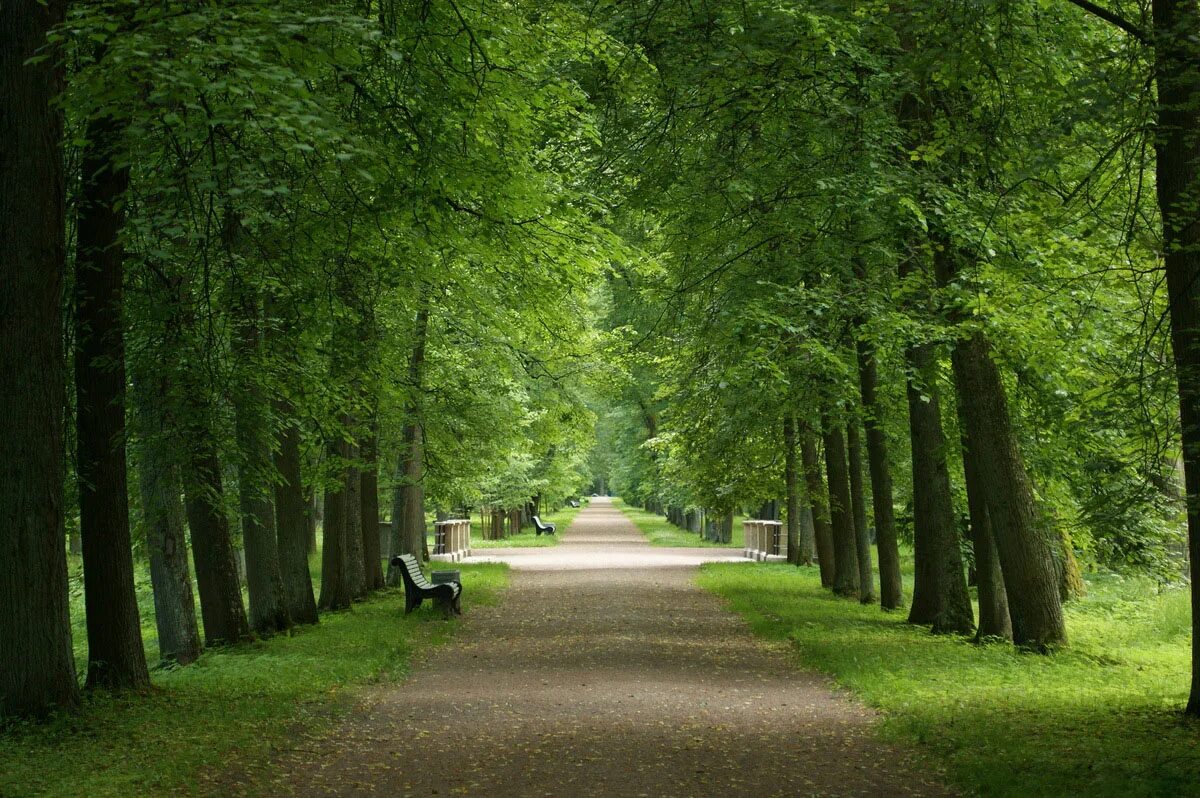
[
  {"left": 467, "top": 504, "right": 584, "bottom": 548},
  {"left": 615, "top": 498, "right": 745, "bottom": 548},
  {"left": 697, "top": 560, "right": 1199, "bottom": 797},
  {"left": 1, "top": 562, "right": 508, "bottom": 798}
]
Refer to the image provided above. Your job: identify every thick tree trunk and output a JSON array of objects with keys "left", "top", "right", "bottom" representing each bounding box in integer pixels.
[
  {"left": 801, "top": 428, "right": 835, "bottom": 587},
  {"left": 344, "top": 452, "right": 367, "bottom": 600},
  {"left": 0, "top": 0, "right": 80, "bottom": 715},
  {"left": 133, "top": 374, "right": 201, "bottom": 666},
  {"left": 1151, "top": 0, "right": 1200, "bottom": 712},
  {"left": 958, "top": 422, "right": 1012, "bottom": 641},
  {"left": 318, "top": 435, "right": 353, "bottom": 611},
  {"left": 855, "top": 334, "right": 904, "bottom": 609},
  {"left": 388, "top": 305, "right": 430, "bottom": 585},
  {"left": 182, "top": 446, "right": 252, "bottom": 645},
  {"left": 932, "top": 241, "right": 1064, "bottom": 647},
  {"left": 847, "top": 420, "right": 875, "bottom": 604},
  {"left": 231, "top": 291, "right": 291, "bottom": 636},
  {"left": 360, "top": 418, "right": 385, "bottom": 591},
  {"left": 74, "top": 111, "right": 150, "bottom": 691},
  {"left": 822, "top": 423, "right": 860, "bottom": 598},
  {"left": 273, "top": 403, "right": 319, "bottom": 625},
  {"left": 903, "top": 341, "right": 975, "bottom": 634}
]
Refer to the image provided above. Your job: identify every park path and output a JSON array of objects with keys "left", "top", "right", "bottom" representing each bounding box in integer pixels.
[{"left": 263, "top": 498, "right": 954, "bottom": 797}]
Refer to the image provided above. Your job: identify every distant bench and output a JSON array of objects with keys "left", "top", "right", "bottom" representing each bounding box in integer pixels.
[
  {"left": 532, "top": 515, "right": 556, "bottom": 536},
  {"left": 392, "top": 553, "right": 462, "bottom": 617},
  {"left": 568, "top": 500, "right": 580, "bottom": 508}
]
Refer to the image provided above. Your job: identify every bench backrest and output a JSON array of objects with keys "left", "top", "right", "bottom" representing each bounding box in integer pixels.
[
  {"left": 532, "top": 515, "right": 548, "bottom": 529},
  {"left": 394, "top": 553, "right": 432, "bottom": 589}
]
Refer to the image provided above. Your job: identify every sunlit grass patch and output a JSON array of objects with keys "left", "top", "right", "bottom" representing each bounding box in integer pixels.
[
  {"left": 616, "top": 499, "right": 744, "bottom": 548},
  {"left": 468, "top": 504, "right": 583, "bottom": 548}
]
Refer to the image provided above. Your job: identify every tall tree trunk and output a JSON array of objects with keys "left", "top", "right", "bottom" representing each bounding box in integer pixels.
[
  {"left": 360, "top": 417, "right": 384, "bottom": 591},
  {"left": 133, "top": 374, "right": 201, "bottom": 666},
  {"left": 0, "top": 0, "right": 80, "bottom": 715},
  {"left": 182, "top": 445, "right": 252, "bottom": 645},
  {"left": 958, "top": 422, "right": 1012, "bottom": 641},
  {"left": 231, "top": 288, "right": 290, "bottom": 636},
  {"left": 801, "top": 428, "right": 834, "bottom": 587},
  {"left": 855, "top": 333, "right": 904, "bottom": 609},
  {"left": 273, "top": 402, "right": 318, "bottom": 625},
  {"left": 74, "top": 111, "right": 149, "bottom": 691},
  {"left": 318, "top": 434, "right": 353, "bottom": 611},
  {"left": 932, "top": 238, "right": 1063, "bottom": 647},
  {"left": 847, "top": 419, "right": 875, "bottom": 604},
  {"left": 388, "top": 304, "right": 430, "bottom": 583},
  {"left": 783, "top": 417, "right": 808, "bottom": 565},
  {"left": 903, "top": 339, "right": 975, "bottom": 634},
  {"left": 1150, "top": 0, "right": 1200, "bottom": 715},
  {"left": 822, "top": 423, "right": 860, "bottom": 598},
  {"left": 344, "top": 448, "right": 367, "bottom": 600}
]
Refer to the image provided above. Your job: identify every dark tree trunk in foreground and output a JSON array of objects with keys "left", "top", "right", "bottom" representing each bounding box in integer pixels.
[
  {"left": 856, "top": 334, "right": 904, "bottom": 609},
  {"left": 360, "top": 419, "right": 385, "bottom": 590},
  {"left": 904, "top": 340, "right": 974, "bottom": 635},
  {"left": 273, "top": 403, "right": 318, "bottom": 625},
  {"left": 823, "top": 423, "right": 860, "bottom": 598},
  {"left": 231, "top": 291, "right": 291, "bottom": 636},
  {"left": 847, "top": 420, "right": 875, "bottom": 604},
  {"left": 801, "top": 428, "right": 835, "bottom": 587},
  {"left": 784, "top": 417, "right": 807, "bottom": 565},
  {"left": 0, "top": 0, "right": 80, "bottom": 715},
  {"left": 319, "top": 435, "right": 353, "bottom": 611},
  {"left": 958, "top": 422, "right": 1012, "bottom": 641},
  {"left": 133, "top": 375, "right": 201, "bottom": 666},
  {"left": 74, "top": 111, "right": 150, "bottom": 691},
  {"left": 932, "top": 240, "right": 1062, "bottom": 647},
  {"left": 344, "top": 451, "right": 367, "bottom": 600}
]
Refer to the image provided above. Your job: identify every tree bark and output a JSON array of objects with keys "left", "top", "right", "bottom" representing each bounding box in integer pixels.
[
  {"left": 0, "top": 0, "right": 80, "bottom": 715},
  {"left": 388, "top": 304, "right": 430, "bottom": 583},
  {"left": 360, "top": 417, "right": 385, "bottom": 591},
  {"left": 783, "top": 417, "right": 807, "bottom": 564},
  {"left": 855, "top": 334, "right": 904, "bottom": 609},
  {"left": 133, "top": 374, "right": 201, "bottom": 665},
  {"left": 182, "top": 445, "right": 252, "bottom": 646},
  {"left": 74, "top": 110, "right": 150, "bottom": 691},
  {"left": 801, "top": 428, "right": 834, "bottom": 587},
  {"left": 932, "top": 239, "right": 1064, "bottom": 647},
  {"left": 344, "top": 449, "right": 367, "bottom": 600},
  {"left": 273, "top": 402, "right": 319, "bottom": 625},
  {"left": 957, "top": 421, "right": 1012, "bottom": 641},
  {"left": 318, "top": 434, "right": 353, "bottom": 611},
  {"left": 231, "top": 288, "right": 291, "bottom": 635},
  {"left": 847, "top": 419, "right": 875, "bottom": 604},
  {"left": 822, "top": 423, "right": 860, "bottom": 598}
]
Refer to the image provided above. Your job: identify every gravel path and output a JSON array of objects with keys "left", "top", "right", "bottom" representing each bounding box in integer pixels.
[{"left": 268, "top": 498, "right": 954, "bottom": 797}]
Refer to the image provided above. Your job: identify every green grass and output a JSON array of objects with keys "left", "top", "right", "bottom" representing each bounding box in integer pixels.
[
  {"left": 615, "top": 498, "right": 745, "bottom": 548},
  {"left": 696, "top": 560, "right": 1200, "bottom": 797},
  {"left": 1, "top": 561, "right": 509, "bottom": 798},
  {"left": 467, "top": 504, "right": 584, "bottom": 548}
]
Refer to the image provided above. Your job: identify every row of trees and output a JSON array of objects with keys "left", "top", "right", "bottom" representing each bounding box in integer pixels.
[
  {"left": 590, "top": 0, "right": 1200, "bottom": 712},
  {"left": 2, "top": 0, "right": 609, "bottom": 718}
]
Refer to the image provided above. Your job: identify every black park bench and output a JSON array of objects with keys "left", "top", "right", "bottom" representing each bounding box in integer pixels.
[
  {"left": 392, "top": 553, "right": 462, "bottom": 617},
  {"left": 532, "top": 515, "right": 556, "bottom": 536},
  {"left": 568, "top": 500, "right": 580, "bottom": 508}
]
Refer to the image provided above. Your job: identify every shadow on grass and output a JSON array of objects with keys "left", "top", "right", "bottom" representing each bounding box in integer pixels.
[{"left": 698, "top": 562, "right": 1199, "bottom": 798}]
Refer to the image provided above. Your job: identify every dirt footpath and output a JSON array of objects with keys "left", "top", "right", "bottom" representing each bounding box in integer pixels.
[{"left": 256, "top": 499, "right": 955, "bottom": 797}]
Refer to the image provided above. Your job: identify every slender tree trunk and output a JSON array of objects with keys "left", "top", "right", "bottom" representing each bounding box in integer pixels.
[
  {"left": 360, "top": 417, "right": 384, "bottom": 590},
  {"left": 847, "top": 419, "right": 875, "bottom": 604},
  {"left": 783, "top": 417, "right": 805, "bottom": 565},
  {"left": 318, "top": 434, "right": 353, "bottom": 611},
  {"left": 0, "top": 0, "right": 80, "bottom": 714},
  {"left": 823, "top": 423, "right": 860, "bottom": 598},
  {"left": 273, "top": 402, "right": 318, "bottom": 625},
  {"left": 855, "top": 334, "right": 904, "bottom": 609},
  {"left": 231, "top": 288, "right": 291, "bottom": 635},
  {"left": 74, "top": 111, "right": 149, "bottom": 691},
  {"left": 344, "top": 449, "right": 367, "bottom": 600},
  {"left": 388, "top": 304, "right": 430, "bottom": 583},
  {"left": 904, "top": 340, "right": 975, "bottom": 635},
  {"left": 1150, "top": 0, "right": 1200, "bottom": 715},
  {"left": 932, "top": 239, "right": 1063, "bottom": 647},
  {"left": 182, "top": 446, "right": 252, "bottom": 645},
  {"left": 801, "top": 428, "right": 834, "bottom": 587},
  {"left": 958, "top": 422, "right": 1012, "bottom": 641},
  {"left": 133, "top": 374, "right": 201, "bottom": 665}
]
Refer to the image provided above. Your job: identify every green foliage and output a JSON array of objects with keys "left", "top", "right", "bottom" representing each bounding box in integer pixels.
[
  {"left": 698, "top": 562, "right": 1199, "bottom": 796},
  {"left": 617, "top": 499, "right": 744, "bottom": 548}
]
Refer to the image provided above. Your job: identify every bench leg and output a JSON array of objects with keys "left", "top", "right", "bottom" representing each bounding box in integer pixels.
[{"left": 404, "top": 593, "right": 421, "bottom": 615}]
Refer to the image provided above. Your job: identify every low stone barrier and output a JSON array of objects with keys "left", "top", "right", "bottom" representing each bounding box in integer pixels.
[
  {"left": 432, "top": 519, "right": 471, "bottom": 562},
  {"left": 743, "top": 519, "right": 786, "bottom": 562}
]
